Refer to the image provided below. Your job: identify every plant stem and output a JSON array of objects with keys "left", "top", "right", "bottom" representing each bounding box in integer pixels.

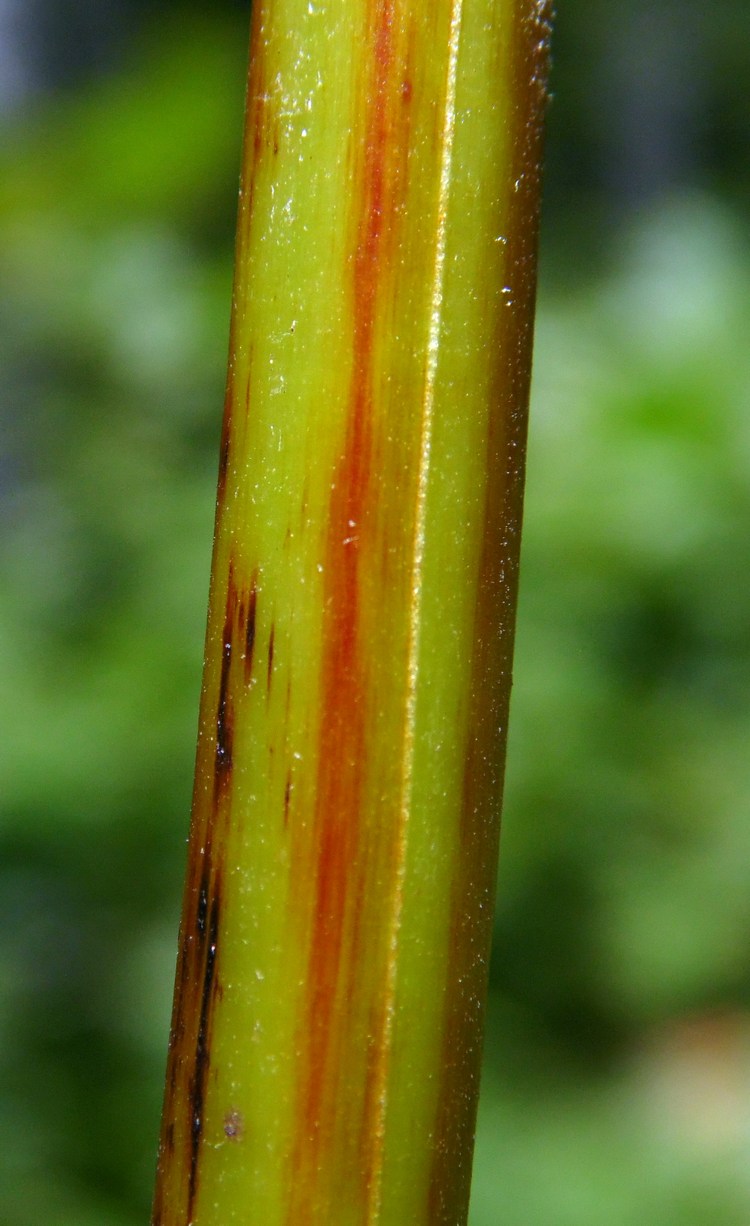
[{"left": 152, "top": 2, "right": 551, "bottom": 1223}]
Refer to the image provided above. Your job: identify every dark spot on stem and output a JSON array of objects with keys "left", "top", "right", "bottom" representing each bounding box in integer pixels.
[{"left": 224, "top": 1109, "right": 245, "bottom": 1140}]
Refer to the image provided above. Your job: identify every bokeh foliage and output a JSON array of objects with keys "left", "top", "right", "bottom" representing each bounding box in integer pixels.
[{"left": 1, "top": 4, "right": 749, "bottom": 1224}]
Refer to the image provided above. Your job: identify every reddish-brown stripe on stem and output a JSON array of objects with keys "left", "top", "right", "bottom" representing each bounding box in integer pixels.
[
  {"left": 301, "top": 0, "right": 395, "bottom": 1118},
  {"left": 216, "top": 13, "right": 272, "bottom": 508},
  {"left": 287, "top": 0, "right": 414, "bottom": 1215},
  {"left": 237, "top": 0, "right": 273, "bottom": 239}
]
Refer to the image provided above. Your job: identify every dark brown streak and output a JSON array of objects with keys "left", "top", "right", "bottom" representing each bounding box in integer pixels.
[
  {"left": 244, "top": 580, "right": 258, "bottom": 683},
  {"left": 187, "top": 887, "right": 221, "bottom": 1217},
  {"left": 217, "top": 421, "right": 231, "bottom": 504},
  {"left": 266, "top": 624, "right": 275, "bottom": 694},
  {"left": 215, "top": 605, "right": 234, "bottom": 785},
  {"left": 196, "top": 865, "right": 210, "bottom": 943},
  {"left": 284, "top": 771, "right": 292, "bottom": 828}
]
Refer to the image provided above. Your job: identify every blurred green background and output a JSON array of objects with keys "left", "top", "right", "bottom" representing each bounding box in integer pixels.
[{"left": 1, "top": 2, "right": 750, "bottom": 1223}]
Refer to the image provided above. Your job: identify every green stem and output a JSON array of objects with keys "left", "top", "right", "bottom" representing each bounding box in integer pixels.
[{"left": 152, "top": 3, "right": 551, "bottom": 1223}]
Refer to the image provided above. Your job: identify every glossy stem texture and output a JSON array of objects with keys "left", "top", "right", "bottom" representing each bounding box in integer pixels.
[{"left": 152, "top": 2, "right": 551, "bottom": 1223}]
